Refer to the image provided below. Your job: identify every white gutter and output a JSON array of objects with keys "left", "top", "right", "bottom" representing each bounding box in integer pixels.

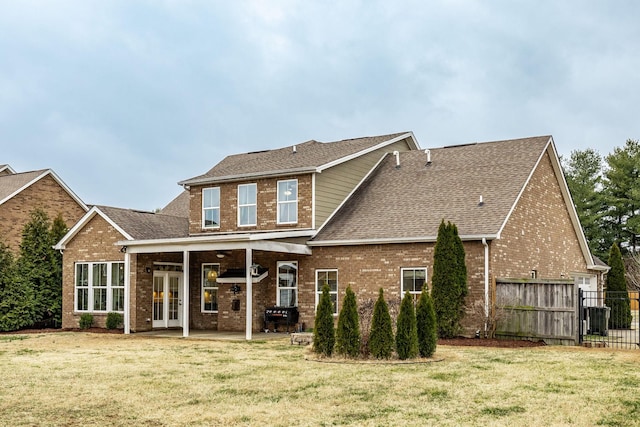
[
  {"left": 482, "top": 237, "right": 489, "bottom": 337},
  {"left": 308, "top": 234, "right": 499, "bottom": 247}
]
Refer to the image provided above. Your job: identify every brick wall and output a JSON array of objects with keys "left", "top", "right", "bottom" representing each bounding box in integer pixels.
[
  {"left": 0, "top": 174, "right": 86, "bottom": 252},
  {"left": 188, "top": 174, "right": 313, "bottom": 234},
  {"left": 492, "top": 151, "right": 588, "bottom": 280},
  {"left": 61, "top": 214, "right": 127, "bottom": 329}
]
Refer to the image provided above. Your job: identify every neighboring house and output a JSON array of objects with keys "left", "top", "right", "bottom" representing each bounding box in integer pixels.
[
  {"left": 0, "top": 166, "right": 88, "bottom": 252},
  {"left": 55, "top": 132, "right": 606, "bottom": 338}
]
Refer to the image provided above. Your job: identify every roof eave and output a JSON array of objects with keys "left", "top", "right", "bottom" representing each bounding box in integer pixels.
[
  {"left": 308, "top": 234, "right": 498, "bottom": 247},
  {"left": 178, "top": 167, "right": 317, "bottom": 187}
]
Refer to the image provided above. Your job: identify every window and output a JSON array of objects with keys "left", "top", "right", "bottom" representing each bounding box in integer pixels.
[
  {"left": 277, "top": 179, "right": 298, "bottom": 224},
  {"left": 238, "top": 183, "right": 257, "bottom": 226},
  {"left": 316, "top": 269, "right": 338, "bottom": 315},
  {"left": 202, "top": 264, "right": 220, "bottom": 312},
  {"left": 203, "top": 187, "right": 220, "bottom": 229},
  {"left": 401, "top": 267, "right": 427, "bottom": 298},
  {"left": 74, "top": 262, "right": 125, "bottom": 313},
  {"left": 277, "top": 261, "right": 298, "bottom": 307}
]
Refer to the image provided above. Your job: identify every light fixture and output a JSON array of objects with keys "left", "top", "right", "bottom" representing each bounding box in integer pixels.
[
  {"left": 231, "top": 284, "right": 241, "bottom": 294},
  {"left": 207, "top": 269, "right": 218, "bottom": 282}
]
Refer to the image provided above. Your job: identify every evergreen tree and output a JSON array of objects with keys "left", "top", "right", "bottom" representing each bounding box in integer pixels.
[
  {"left": 17, "top": 209, "right": 55, "bottom": 326},
  {"left": 431, "top": 220, "right": 468, "bottom": 338},
  {"left": 313, "top": 284, "right": 335, "bottom": 356},
  {"left": 335, "top": 285, "right": 360, "bottom": 358},
  {"left": 395, "top": 290, "right": 418, "bottom": 360},
  {"left": 605, "top": 243, "right": 632, "bottom": 329},
  {"left": 0, "top": 242, "right": 35, "bottom": 331},
  {"left": 416, "top": 287, "right": 437, "bottom": 358},
  {"left": 49, "top": 214, "right": 68, "bottom": 326},
  {"left": 369, "top": 288, "right": 394, "bottom": 359}
]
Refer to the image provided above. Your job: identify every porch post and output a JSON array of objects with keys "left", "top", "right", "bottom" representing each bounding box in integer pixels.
[
  {"left": 183, "top": 250, "right": 190, "bottom": 338},
  {"left": 124, "top": 251, "right": 131, "bottom": 335},
  {"left": 245, "top": 247, "right": 253, "bottom": 340}
]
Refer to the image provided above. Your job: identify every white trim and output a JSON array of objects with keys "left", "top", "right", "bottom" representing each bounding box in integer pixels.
[
  {"left": 216, "top": 269, "right": 269, "bottom": 284},
  {"left": 276, "top": 261, "right": 298, "bottom": 307},
  {"left": 315, "top": 152, "right": 389, "bottom": 234},
  {"left": 276, "top": 179, "right": 298, "bottom": 225},
  {"left": 183, "top": 251, "right": 190, "bottom": 337},
  {"left": 311, "top": 173, "right": 316, "bottom": 230},
  {"left": 237, "top": 183, "right": 257, "bottom": 227},
  {"left": 0, "top": 165, "right": 16, "bottom": 174},
  {"left": 309, "top": 234, "right": 498, "bottom": 247},
  {"left": 316, "top": 132, "right": 418, "bottom": 173},
  {"left": 124, "top": 252, "right": 131, "bottom": 334},
  {"left": 245, "top": 248, "right": 253, "bottom": 340},
  {"left": 55, "top": 206, "right": 133, "bottom": 249},
  {"left": 0, "top": 169, "right": 88, "bottom": 211},
  {"left": 202, "top": 187, "right": 221, "bottom": 230},
  {"left": 74, "top": 261, "right": 125, "bottom": 313},
  {"left": 400, "top": 267, "right": 428, "bottom": 295},
  {"left": 201, "top": 264, "right": 220, "bottom": 313}
]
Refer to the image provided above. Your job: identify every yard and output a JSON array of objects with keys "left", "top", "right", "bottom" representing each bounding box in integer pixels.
[{"left": 1, "top": 333, "right": 639, "bottom": 426}]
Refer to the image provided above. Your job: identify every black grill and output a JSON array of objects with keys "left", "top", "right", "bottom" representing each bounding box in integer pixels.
[{"left": 264, "top": 307, "right": 299, "bottom": 333}]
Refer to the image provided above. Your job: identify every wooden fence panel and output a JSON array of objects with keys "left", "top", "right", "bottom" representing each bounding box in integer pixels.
[{"left": 494, "top": 278, "right": 576, "bottom": 345}]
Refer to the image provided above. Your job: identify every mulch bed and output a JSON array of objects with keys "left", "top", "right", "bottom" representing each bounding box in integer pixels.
[
  {"left": 438, "top": 337, "right": 546, "bottom": 348},
  {"left": 2, "top": 328, "right": 123, "bottom": 335}
]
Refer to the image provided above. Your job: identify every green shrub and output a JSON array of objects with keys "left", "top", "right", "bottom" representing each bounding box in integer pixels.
[
  {"left": 335, "top": 285, "right": 360, "bottom": 358},
  {"left": 313, "top": 284, "right": 335, "bottom": 356},
  {"left": 416, "top": 287, "right": 437, "bottom": 357},
  {"left": 605, "top": 242, "right": 632, "bottom": 329},
  {"left": 396, "top": 290, "right": 418, "bottom": 360},
  {"left": 106, "top": 312, "right": 124, "bottom": 330},
  {"left": 79, "top": 314, "right": 94, "bottom": 330},
  {"left": 369, "top": 288, "right": 394, "bottom": 359}
]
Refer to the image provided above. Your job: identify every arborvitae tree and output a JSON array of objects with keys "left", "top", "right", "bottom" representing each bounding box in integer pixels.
[
  {"left": 335, "top": 285, "right": 360, "bottom": 358},
  {"left": 0, "top": 242, "right": 35, "bottom": 331},
  {"left": 369, "top": 288, "right": 394, "bottom": 359},
  {"left": 605, "top": 243, "right": 632, "bottom": 329},
  {"left": 431, "top": 220, "right": 468, "bottom": 338},
  {"left": 395, "top": 290, "right": 418, "bottom": 360},
  {"left": 416, "top": 287, "right": 437, "bottom": 358},
  {"left": 49, "top": 214, "right": 68, "bottom": 326},
  {"left": 17, "top": 209, "right": 55, "bottom": 326},
  {"left": 313, "top": 284, "right": 336, "bottom": 356}
]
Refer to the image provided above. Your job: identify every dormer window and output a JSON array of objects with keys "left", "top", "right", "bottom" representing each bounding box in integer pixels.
[
  {"left": 238, "top": 183, "right": 257, "bottom": 227},
  {"left": 277, "top": 179, "right": 298, "bottom": 224},
  {"left": 202, "top": 187, "right": 220, "bottom": 229}
]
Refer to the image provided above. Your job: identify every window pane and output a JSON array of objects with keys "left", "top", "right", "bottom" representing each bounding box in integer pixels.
[
  {"left": 203, "top": 188, "right": 219, "bottom": 208},
  {"left": 93, "top": 264, "right": 107, "bottom": 287},
  {"left": 76, "top": 264, "right": 88, "bottom": 287},
  {"left": 278, "top": 180, "right": 297, "bottom": 202},
  {"left": 204, "top": 289, "right": 218, "bottom": 311},
  {"left": 112, "top": 263, "right": 124, "bottom": 287},
  {"left": 238, "top": 184, "right": 256, "bottom": 205},
  {"left": 112, "top": 288, "right": 124, "bottom": 312},
  {"left": 279, "top": 289, "right": 296, "bottom": 307},
  {"left": 93, "top": 288, "right": 107, "bottom": 311},
  {"left": 77, "top": 288, "right": 88, "bottom": 311},
  {"left": 204, "top": 209, "right": 220, "bottom": 227},
  {"left": 239, "top": 205, "right": 256, "bottom": 225}
]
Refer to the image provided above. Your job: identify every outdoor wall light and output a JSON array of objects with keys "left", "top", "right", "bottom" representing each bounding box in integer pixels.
[
  {"left": 231, "top": 284, "right": 241, "bottom": 294},
  {"left": 145, "top": 267, "right": 151, "bottom": 274}
]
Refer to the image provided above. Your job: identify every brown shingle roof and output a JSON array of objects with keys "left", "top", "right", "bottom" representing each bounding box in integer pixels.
[
  {"left": 0, "top": 170, "right": 48, "bottom": 204},
  {"left": 180, "top": 132, "right": 412, "bottom": 185},
  {"left": 160, "top": 190, "right": 190, "bottom": 218},
  {"left": 312, "top": 136, "right": 552, "bottom": 242},
  {"left": 97, "top": 206, "right": 189, "bottom": 240}
]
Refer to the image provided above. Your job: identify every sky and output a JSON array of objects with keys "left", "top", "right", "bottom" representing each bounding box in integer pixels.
[{"left": 2, "top": 1, "right": 640, "bottom": 211}]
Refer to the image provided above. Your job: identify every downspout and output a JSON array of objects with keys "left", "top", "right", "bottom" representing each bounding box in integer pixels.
[{"left": 482, "top": 238, "right": 489, "bottom": 337}]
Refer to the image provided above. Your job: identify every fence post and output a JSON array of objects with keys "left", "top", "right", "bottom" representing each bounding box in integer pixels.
[{"left": 577, "top": 287, "right": 583, "bottom": 345}]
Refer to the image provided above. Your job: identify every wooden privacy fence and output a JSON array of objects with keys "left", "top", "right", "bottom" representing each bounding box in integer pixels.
[{"left": 494, "top": 278, "right": 577, "bottom": 345}]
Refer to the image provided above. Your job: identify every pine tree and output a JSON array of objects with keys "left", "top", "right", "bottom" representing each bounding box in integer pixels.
[
  {"left": 605, "top": 242, "right": 632, "bottom": 329},
  {"left": 416, "top": 287, "right": 437, "bottom": 358},
  {"left": 0, "top": 242, "right": 35, "bottom": 331},
  {"left": 335, "top": 285, "right": 360, "bottom": 358},
  {"left": 395, "top": 290, "right": 418, "bottom": 360},
  {"left": 313, "top": 284, "right": 336, "bottom": 356},
  {"left": 17, "top": 209, "right": 55, "bottom": 326},
  {"left": 431, "top": 220, "right": 468, "bottom": 338},
  {"left": 49, "top": 214, "right": 68, "bottom": 326},
  {"left": 369, "top": 288, "right": 394, "bottom": 359}
]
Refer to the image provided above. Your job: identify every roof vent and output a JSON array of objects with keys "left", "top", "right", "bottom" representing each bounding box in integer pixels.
[
  {"left": 393, "top": 151, "right": 400, "bottom": 168},
  {"left": 292, "top": 145, "right": 297, "bottom": 154},
  {"left": 479, "top": 195, "right": 484, "bottom": 206},
  {"left": 425, "top": 149, "right": 432, "bottom": 166}
]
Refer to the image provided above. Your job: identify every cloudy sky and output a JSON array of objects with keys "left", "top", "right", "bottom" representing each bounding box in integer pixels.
[{"left": 2, "top": 1, "right": 639, "bottom": 210}]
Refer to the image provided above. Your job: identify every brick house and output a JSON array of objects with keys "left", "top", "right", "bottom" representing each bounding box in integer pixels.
[
  {"left": 55, "top": 132, "right": 606, "bottom": 338},
  {"left": 0, "top": 166, "right": 88, "bottom": 252}
]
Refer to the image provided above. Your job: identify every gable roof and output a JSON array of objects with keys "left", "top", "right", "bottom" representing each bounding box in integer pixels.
[
  {"left": 311, "top": 136, "right": 553, "bottom": 242},
  {"left": 0, "top": 164, "right": 16, "bottom": 175},
  {"left": 160, "top": 190, "right": 190, "bottom": 218},
  {"left": 0, "top": 169, "right": 88, "bottom": 211},
  {"left": 179, "top": 132, "right": 418, "bottom": 186},
  {"left": 55, "top": 205, "right": 189, "bottom": 249}
]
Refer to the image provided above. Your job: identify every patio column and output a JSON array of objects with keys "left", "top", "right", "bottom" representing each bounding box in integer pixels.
[
  {"left": 183, "top": 250, "right": 190, "bottom": 338},
  {"left": 124, "top": 251, "right": 131, "bottom": 335},
  {"left": 245, "top": 247, "right": 253, "bottom": 340}
]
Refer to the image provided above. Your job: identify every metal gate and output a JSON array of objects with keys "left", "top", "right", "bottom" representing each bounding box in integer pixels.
[{"left": 579, "top": 290, "right": 640, "bottom": 349}]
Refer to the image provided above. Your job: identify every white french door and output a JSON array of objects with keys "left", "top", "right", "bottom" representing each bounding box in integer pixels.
[{"left": 152, "top": 271, "right": 183, "bottom": 328}]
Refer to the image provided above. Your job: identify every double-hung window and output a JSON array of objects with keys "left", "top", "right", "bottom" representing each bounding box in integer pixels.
[
  {"left": 202, "top": 264, "right": 220, "bottom": 312},
  {"left": 401, "top": 267, "right": 427, "bottom": 299},
  {"left": 277, "top": 261, "right": 298, "bottom": 307},
  {"left": 238, "top": 183, "right": 257, "bottom": 226},
  {"left": 316, "top": 269, "right": 338, "bottom": 315},
  {"left": 277, "top": 179, "right": 298, "bottom": 224},
  {"left": 203, "top": 187, "right": 220, "bottom": 229},
  {"left": 75, "top": 261, "right": 125, "bottom": 313}
]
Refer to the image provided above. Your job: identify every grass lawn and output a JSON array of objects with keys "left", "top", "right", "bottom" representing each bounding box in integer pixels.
[{"left": 1, "top": 333, "right": 639, "bottom": 426}]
